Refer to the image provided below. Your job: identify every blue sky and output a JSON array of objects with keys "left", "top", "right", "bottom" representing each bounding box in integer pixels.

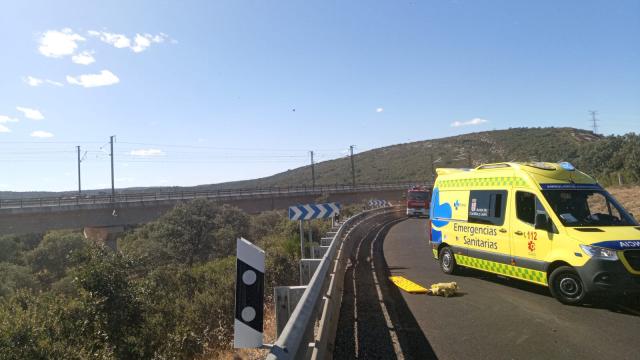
[{"left": 0, "top": 0, "right": 638, "bottom": 192}]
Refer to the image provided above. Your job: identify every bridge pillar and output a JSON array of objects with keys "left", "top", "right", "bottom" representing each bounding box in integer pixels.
[{"left": 83, "top": 225, "right": 125, "bottom": 250}]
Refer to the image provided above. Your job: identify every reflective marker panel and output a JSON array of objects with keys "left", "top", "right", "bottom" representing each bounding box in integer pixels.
[{"left": 234, "top": 238, "right": 265, "bottom": 348}]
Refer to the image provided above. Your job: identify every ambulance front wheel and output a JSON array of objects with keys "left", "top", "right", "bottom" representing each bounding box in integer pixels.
[
  {"left": 549, "top": 266, "right": 586, "bottom": 305},
  {"left": 439, "top": 247, "right": 458, "bottom": 274}
]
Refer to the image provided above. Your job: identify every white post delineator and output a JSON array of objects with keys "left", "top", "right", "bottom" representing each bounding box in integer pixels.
[{"left": 234, "top": 237, "right": 265, "bottom": 349}]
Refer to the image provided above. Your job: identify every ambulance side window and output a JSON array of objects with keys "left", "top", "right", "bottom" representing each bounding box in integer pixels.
[
  {"left": 468, "top": 190, "right": 507, "bottom": 226},
  {"left": 516, "top": 192, "right": 548, "bottom": 225},
  {"left": 516, "top": 192, "right": 536, "bottom": 224}
]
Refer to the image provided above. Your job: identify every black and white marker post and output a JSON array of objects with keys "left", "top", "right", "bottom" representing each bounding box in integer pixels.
[{"left": 234, "top": 237, "right": 265, "bottom": 349}]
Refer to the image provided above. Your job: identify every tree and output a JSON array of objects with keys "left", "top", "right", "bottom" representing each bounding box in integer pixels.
[
  {"left": 25, "top": 231, "right": 88, "bottom": 285},
  {"left": 121, "top": 200, "right": 250, "bottom": 266},
  {"left": 155, "top": 199, "right": 222, "bottom": 266},
  {"left": 0, "top": 263, "right": 39, "bottom": 298},
  {"left": 212, "top": 205, "right": 250, "bottom": 257},
  {"left": 0, "top": 233, "right": 41, "bottom": 264},
  {"left": 0, "top": 290, "right": 112, "bottom": 359},
  {"left": 74, "top": 245, "right": 145, "bottom": 359},
  {"left": 621, "top": 133, "right": 640, "bottom": 183}
]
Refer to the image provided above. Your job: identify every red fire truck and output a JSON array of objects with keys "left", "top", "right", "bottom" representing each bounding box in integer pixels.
[{"left": 406, "top": 186, "right": 431, "bottom": 217}]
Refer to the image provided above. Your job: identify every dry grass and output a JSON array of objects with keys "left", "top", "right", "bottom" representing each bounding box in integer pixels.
[
  {"left": 607, "top": 186, "right": 640, "bottom": 217},
  {"left": 209, "top": 300, "right": 277, "bottom": 360}
]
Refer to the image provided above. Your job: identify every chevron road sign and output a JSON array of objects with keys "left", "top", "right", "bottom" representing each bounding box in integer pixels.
[
  {"left": 368, "top": 199, "right": 390, "bottom": 207},
  {"left": 288, "top": 202, "right": 341, "bottom": 221}
]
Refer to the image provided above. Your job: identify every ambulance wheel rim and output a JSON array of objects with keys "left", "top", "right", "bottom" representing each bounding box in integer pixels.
[
  {"left": 549, "top": 266, "right": 586, "bottom": 304},
  {"left": 442, "top": 252, "right": 452, "bottom": 270},
  {"left": 559, "top": 277, "right": 580, "bottom": 297}
]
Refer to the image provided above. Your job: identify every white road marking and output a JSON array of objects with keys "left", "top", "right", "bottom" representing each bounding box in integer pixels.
[
  {"left": 352, "top": 223, "right": 384, "bottom": 358},
  {"left": 370, "top": 218, "right": 406, "bottom": 359}
]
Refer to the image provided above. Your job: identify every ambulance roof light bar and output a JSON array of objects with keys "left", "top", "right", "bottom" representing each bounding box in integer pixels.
[
  {"left": 559, "top": 162, "right": 575, "bottom": 171},
  {"left": 476, "top": 163, "right": 511, "bottom": 170}
]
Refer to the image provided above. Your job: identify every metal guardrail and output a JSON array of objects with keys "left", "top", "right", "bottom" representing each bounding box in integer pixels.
[
  {"left": 267, "top": 207, "right": 396, "bottom": 359},
  {"left": 0, "top": 182, "right": 429, "bottom": 210}
]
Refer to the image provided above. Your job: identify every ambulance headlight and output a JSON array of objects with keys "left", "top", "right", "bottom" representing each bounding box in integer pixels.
[{"left": 580, "top": 245, "right": 618, "bottom": 260}]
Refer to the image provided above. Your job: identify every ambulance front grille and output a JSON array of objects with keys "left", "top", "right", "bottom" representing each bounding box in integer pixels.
[{"left": 623, "top": 250, "right": 640, "bottom": 272}]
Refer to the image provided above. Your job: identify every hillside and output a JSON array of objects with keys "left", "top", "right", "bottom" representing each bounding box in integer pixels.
[
  {"left": 211, "top": 127, "right": 639, "bottom": 188},
  {"left": 1, "top": 127, "right": 638, "bottom": 199}
]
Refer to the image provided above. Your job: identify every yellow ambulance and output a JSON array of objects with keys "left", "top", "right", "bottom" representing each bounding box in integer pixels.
[{"left": 429, "top": 162, "right": 640, "bottom": 304}]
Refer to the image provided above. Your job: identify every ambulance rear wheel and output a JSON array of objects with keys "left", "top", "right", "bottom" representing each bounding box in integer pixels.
[
  {"left": 440, "top": 247, "right": 458, "bottom": 274},
  {"left": 549, "top": 266, "right": 586, "bottom": 305}
]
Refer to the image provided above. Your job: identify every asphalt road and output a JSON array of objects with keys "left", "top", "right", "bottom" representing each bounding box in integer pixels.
[
  {"left": 383, "top": 218, "right": 640, "bottom": 360},
  {"left": 334, "top": 213, "right": 437, "bottom": 360}
]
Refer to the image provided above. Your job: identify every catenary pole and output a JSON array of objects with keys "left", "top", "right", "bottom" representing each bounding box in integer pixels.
[
  {"left": 77, "top": 146, "right": 82, "bottom": 194},
  {"left": 349, "top": 145, "right": 356, "bottom": 187},
  {"left": 310, "top": 150, "right": 316, "bottom": 189},
  {"left": 110, "top": 135, "right": 115, "bottom": 199}
]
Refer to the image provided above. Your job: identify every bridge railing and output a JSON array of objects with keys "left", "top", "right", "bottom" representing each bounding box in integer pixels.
[
  {"left": 267, "top": 207, "right": 396, "bottom": 359},
  {"left": 0, "top": 181, "right": 430, "bottom": 210}
]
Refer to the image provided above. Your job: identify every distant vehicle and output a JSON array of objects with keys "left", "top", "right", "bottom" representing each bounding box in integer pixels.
[
  {"left": 406, "top": 186, "right": 430, "bottom": 217},
  {"left": 430, "top": 161, "right": 640, "bottom": 305}
]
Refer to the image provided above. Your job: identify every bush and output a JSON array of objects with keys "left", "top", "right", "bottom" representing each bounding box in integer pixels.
[
  {"left": 25, "top": 231, "right": 88, "bottom": 286},
  {"left": 0, "top": 198, "right": 333, "bottom": 359},
  {"left": 0, "top": 263, "right": 39, "bottom": 298},
  {"left": 0, "top": 290, "right": 112, "bottom": 359}
]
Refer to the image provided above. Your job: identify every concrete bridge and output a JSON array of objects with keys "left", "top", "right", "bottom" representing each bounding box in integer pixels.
[{"left": 0, "top": 183, "right": 419, "bottom": 236}]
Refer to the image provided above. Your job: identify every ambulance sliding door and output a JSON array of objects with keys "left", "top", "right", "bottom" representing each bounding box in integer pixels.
[{"left": 463, "top": 190, "right": 511, "bottom": 260}]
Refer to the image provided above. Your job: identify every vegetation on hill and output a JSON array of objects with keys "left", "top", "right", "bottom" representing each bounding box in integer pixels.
[
  {"left": 231, "top": 127, "right": 639, "bottom": 188},
  {"left": 0, "top": 199, "right": 333, "bottom": 359},
  {"left": 1, "top": 127, "right": 638, "bottom": 199}
]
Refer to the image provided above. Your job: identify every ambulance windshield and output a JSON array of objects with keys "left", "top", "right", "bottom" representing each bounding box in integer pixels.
[{"left": 542, "top": 190, "right": 638, "bottom": 227}]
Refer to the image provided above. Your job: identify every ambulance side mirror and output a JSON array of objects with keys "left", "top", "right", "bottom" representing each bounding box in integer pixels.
[{"left": 535, "top": 213, "right": 553, "bottom": 232}]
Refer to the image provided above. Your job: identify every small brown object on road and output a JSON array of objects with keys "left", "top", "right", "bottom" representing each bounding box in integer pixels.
[{"left": 426, "top": 282, "right": 459, "bottom": 297}]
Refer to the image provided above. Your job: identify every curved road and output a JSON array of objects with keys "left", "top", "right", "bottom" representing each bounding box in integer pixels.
[
  {"left": 383, "top": 218, "right": 640, "bottom": 360},
  {"left": 333, "top": 214, "right": 436, "bottom": 359}
]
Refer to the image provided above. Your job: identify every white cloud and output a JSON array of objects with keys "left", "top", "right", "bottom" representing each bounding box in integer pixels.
[
  {"left": 38, "top": 28, "right": 85, "bottom": 58},
  {"left": 16, "top": 106, "right": 45, "bottom": 120},
  {"left": 93, "top": 31, "right": 131, "bottom": 48},
  {"left": 66, "top": 70, "right": 120, "bottom": 88},
  {"left": 71, "top": 50, "right": 96, "bottom": 65},
  {"left": 24, "top": 76, "right": 43, "bottom": 86},
  {"left": 0, "top": 125, "right": 10, "bottom": 133},
  {"left": 131, "top": 34, "right": 152, "bottom": 52},
  {"left": 88, "top": 30, "right": 169, "bottom": 53},
  {"left": 376, "top": 107, "right": 384, "bottom": 113},
  {"left": 450, "top": 118, "right": 488, "bottom": 127},
  {"left": 30, "top": 130, "right": 54, "bottom": 138},
  {"left": 0, "top": 115, "right": 19, "bottom": 123},
  {"left": 23, "top": 76, "right": 64, "bottom": 87},
  {"left": 45, "top": 79, "right": 64, "bottom": 87},
  {"left": 130, "top": 148, "right": 165, "bottom": 156}
]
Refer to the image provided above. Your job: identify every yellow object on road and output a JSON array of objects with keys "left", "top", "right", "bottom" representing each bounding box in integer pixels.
[
  {"left": 389, "top": 276, "right": 428, "bottom": 294},
  {"left": 427, "top": 282, "right": 459, "bottom": 297}
]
